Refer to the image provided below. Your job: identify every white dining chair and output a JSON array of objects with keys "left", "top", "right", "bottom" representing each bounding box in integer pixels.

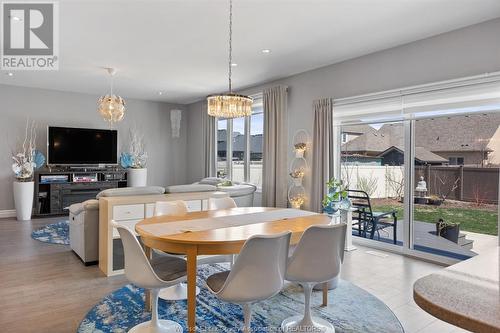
[
  {"left": 281, "top": 224, "right": 347, "bottom": 333},
  {"left": 208, "top": 196, "right": 237, "bottom": 210},
  {"left": 206, "top": 231, "right": 292, "bottom": 333},
  {"left": 113, "top": 222, "right": 184, "bottom": 333},
  {"left": 153, "top": 200, "right": 200, "bottom": 301}
]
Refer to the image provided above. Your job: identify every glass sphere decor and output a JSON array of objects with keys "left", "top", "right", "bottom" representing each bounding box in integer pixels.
[
  {"left": 292, "top": 130, "right": 310, "bottom": 158},
  {"left": 288, "top": 185, "right": 306, "bottom": 209},
  {"left": 289, "top": 157, "right": 307, "bottom": 184}
]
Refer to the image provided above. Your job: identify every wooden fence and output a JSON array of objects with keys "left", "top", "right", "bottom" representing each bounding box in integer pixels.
[
  {"left": 415, "top": 166, "right": 499, "bottom": 204},
  {"left": 343, "top": 165, "right": 499, "bottom": 204}
]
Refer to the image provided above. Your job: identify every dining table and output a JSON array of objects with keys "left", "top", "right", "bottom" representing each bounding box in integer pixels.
[{"left": 135, "top": 206, "right": 333, "bottom": 332}]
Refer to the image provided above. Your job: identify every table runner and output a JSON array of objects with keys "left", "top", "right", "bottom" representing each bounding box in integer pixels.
[{"left": 138, "top": 208, "right": 318, "bottom": 236}]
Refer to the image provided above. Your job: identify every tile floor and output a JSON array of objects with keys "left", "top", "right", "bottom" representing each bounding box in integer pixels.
[{"left": 341, "top": 245, "right": 470, "bottom": 333}]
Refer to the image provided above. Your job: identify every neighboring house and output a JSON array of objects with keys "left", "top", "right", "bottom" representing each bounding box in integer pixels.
[
  {"left": 341, "top": 124, "right": 374, "bottom": 144},
  {"left": 218, "top": 130, "right": 263, "bottom": 161},
  {"left": 341, "top": 154, "right": 382, "bottom": 165},
  {"left": 342, "top": 114, "right": 500, "bottom": 166},
  {"left": 378, "top": 146, "right": 448, "bottom": 166}
]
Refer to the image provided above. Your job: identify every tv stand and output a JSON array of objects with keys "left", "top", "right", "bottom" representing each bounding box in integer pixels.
[{"left": 33, "top": 167, "right": 127, "bottom": 217}]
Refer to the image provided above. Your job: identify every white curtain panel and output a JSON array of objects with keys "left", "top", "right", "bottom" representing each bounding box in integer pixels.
[
  {"left": 262, "top": 86, "right": 288, "bottom": 207},
  {"left": 202, "top": 102, "right": 217, "bottom": 177},
  {"left": 311, "top": 98, "right": 334, "bottom": 213}
]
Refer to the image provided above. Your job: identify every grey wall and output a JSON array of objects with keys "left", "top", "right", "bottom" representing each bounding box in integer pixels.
[
  {"left": 0, "top": 85, "right": 188, "bottom": 211},
  {"left": 186, "top": 18, "right": 500, "bottom": 209}
]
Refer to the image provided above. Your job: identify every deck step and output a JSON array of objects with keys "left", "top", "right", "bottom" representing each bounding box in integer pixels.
[
  {"left": 460, "top": 239, "right": 474, "bottom": 250},
  {"left": 456, "top": 233, "right": 474, "bottom": 249}
]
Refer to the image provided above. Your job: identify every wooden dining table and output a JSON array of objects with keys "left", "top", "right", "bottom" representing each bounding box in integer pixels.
[{"left": 135, "top": 207, "right": 333, "bottom": 332}]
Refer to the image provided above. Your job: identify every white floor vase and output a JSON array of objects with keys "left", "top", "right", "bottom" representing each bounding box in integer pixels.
[
  {"left": 13, "top": 181, "right": 34, "bottom": 221},
  {"left": 128, "top": 168, "right": 147, "bottom": 187}
]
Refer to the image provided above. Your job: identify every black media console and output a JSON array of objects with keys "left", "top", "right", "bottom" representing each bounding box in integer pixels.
[{"left": 34, "top": 167, "right": 127, "bottom": 216}]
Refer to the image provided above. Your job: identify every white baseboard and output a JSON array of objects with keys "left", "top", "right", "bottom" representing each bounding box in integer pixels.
[{"left": 0, "top": 209, "right": 17, "bottom": 219}]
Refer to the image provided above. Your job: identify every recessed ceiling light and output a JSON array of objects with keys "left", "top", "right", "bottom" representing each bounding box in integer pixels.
[
  {"left": 261, "top": 49, "right": 271, "bottom": 54},
  {"left": 6, "top": 72, "right": 14, "bottom": 77},
  {"left": 231, "top": 63, "right": 238, "bottom": 67}
]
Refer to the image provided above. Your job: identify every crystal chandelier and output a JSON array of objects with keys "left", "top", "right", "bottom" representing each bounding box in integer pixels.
[
  {"left": 207, "top": 0, "right": 252, "bottom": 118},
  {"left": 98, "top": 68, "right": 125, "bottom": 126}
]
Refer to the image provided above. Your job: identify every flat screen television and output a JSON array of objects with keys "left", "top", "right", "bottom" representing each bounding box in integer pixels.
[{"left": 48, "top": 126, "right": 118, "bottom": 165}]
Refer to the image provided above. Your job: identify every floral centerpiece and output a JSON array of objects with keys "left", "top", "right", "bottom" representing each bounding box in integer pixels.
[
  {"left": 120, "top": 129, "right": 147, "bottom": 169},
  {"left": 322, "top": 178, "right": 350, "bottom": 215}
]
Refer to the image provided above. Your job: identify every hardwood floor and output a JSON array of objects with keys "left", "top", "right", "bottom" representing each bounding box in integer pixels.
[
  {"left": 0, "top": 216, "right": 469, "bottom": 333},
  {"left": 0, "top": 216, "right": 126, "bottom": 333}
]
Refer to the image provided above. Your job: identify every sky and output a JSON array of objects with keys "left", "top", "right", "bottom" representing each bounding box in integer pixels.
[{"left": 218, "top": 113, "right": 264, "bottom": 136}]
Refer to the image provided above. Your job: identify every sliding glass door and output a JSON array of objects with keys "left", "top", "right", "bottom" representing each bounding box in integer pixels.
[
  {"left": 337, "top": 114, "right": 500, "bottom": 262},
  {"left": 411, "top": 113, "right": 499, "bottom": 259},
  {"left": 340, "top": 122, "right": 405, "bottom": 248},
  {"left": 333, "top": 73, "right": 500, "bottom": 263}
]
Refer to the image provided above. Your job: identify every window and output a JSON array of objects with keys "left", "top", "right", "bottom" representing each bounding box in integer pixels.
[
  {"left": 217, "top": 119, "right": 228, "bottom": 178},
  {"left": 215, "top": 95, "right": 263, "bottom": 188},
  {"left": 448, "top": 157, "right": 464, "bottom": 165},
  {"left": 249, "top": 107, "right": 264, "bottom": 188},
  {"left": 231, "top": 117, "right": 246, "bottom": 183}
]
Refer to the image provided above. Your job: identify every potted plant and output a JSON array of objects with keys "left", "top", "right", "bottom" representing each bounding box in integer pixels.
[
  {"left": 11, "top": 120, "right": 43, "bottom": 221},
  {"left": 436, "top": 219, "right": 460, "bottom": 243},
  {"left": 121, "top": 129, "right": 148, "bottom": 187},
  {"left": 317, "top": 177, "right": 350, "bottom": 291},
  {"left": 322, "top": 178, "right": 350, "bottom": 217}
]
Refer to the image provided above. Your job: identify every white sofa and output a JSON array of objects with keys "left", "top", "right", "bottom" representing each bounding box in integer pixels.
[
  {"left": 69, "top": 186, "right": 165, "bottom": 265},
  {"left": 165, "top": 178, "right": 257, "bottom": 207}
]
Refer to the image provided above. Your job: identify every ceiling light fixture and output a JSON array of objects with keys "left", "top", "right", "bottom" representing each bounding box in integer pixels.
[
  {"left": 261, "top": 49, "right": 271, "bottom": 54},
  {"left": 207, "top": 0, "right": 252, "bottom": 118},
  {"left": 97, "top": 68, "right": 125, "bottom": 127}
]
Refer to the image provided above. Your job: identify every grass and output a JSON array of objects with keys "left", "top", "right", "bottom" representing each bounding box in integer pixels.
[{"left": 372, "top": 204, "right": 498, "bottom": 236}]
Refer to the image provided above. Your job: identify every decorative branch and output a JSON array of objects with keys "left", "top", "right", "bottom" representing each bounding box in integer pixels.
[{"left": 11, "top": 119, "right": 37, "bottom": 181}]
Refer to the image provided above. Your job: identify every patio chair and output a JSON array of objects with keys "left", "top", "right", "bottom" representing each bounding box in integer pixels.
[{"left": 347, "top": 189, "right": 398, "bottom": 244}]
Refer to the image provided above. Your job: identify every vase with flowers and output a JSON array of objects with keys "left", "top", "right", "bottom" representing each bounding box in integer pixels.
[
  {"left": 121, "top": 128, "right": 148, "bottom": 187},
  {"left": 322, "top": 178, "right": 351, "bottom": 218}
]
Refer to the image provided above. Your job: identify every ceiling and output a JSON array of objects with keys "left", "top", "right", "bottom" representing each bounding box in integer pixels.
[{"left": 1, "top": 0, "right": 500, "bottom": 104}]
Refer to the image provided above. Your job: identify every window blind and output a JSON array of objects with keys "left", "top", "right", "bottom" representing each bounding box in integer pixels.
[{"left": 333, "top": 72, "right": 500, "bottom": 125}]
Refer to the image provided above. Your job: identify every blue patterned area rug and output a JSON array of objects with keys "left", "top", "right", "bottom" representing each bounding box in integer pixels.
[
  {"left": 31, "top": 220, "right": 69, "bottom": 245},
  {"left": 78, "top": 264, "right": 403, "bottom": 333}
]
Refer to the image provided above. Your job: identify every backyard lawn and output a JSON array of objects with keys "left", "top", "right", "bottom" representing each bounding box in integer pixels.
[{"left": 372, "top": 201, "right": 498, "bottom": 236}]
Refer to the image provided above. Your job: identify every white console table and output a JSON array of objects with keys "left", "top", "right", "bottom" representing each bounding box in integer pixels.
[{"left": 98, "top": 191, "right": 227, "bottom": 276}]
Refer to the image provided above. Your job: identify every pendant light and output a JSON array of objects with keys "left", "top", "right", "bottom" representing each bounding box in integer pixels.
[
  {"left": 97, "top": 68, "right": 126, "bottom": 126},
  {"left": 207, "top": 0, "right": 252, "bottom": 118}
]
